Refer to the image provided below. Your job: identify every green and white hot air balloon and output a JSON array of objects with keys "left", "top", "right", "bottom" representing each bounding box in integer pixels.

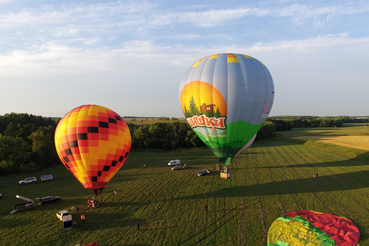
[{"left": 179, "top": 53, "right": 274, "bottom": 165}]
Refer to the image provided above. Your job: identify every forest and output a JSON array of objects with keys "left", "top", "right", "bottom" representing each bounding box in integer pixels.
[{"left": 0, "top": 113, "right": 367, "bottom": 175}]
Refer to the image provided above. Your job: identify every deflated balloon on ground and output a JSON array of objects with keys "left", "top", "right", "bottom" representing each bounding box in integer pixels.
[{"left": 268, "top": 210, "right": 360, "bottom": 245}]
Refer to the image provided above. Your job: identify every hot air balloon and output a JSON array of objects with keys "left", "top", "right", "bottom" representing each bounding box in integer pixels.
[
  {"left": 268, "top": 210, "right": 360, "bottom": 245},
  {"left": 54, "top": 104, "right": 131, "bottom": 196},
  {"left": 179, "top": 53, "right": 274, "bottom": 165}
]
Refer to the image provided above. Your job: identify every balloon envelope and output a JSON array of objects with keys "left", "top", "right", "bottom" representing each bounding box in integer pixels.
[
  {"left": 235, "top": 134, "right": 257, "bottom": 156},
  {"left": 268, "top": 210, "right": 360, "bottom": 245},
  {"left": 179, "top": 53, "right": 274, "bottom": 165},
  {"left": 54, "top": 104, "right": 131, "bottom": 196}
]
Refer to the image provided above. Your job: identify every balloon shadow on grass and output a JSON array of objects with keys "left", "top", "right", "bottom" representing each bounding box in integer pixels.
[
  {"left": 172, "top": 170, "right": 369, "bottom": 199},
  {"left": 265, "top": 151, "right": 369, "bottom": 168}
]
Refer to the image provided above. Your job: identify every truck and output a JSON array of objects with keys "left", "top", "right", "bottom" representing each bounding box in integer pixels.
[
  {"left": 56, "top": 210, "right": 73, "bottom": 230},
  {"left": 168, "top": 159, "right": 180, "bottom": 166}
]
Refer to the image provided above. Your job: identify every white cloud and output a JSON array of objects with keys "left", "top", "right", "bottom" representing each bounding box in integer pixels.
[
  {"left": 0, "top": 1, "right": 156, "bottom": 27},
  {"left": 55, "top": 27, "right": 79, "bottom": 36},
  {"left": 1, "top": 33, "right": 367, "bottom": 77},
  {"left": 1, "top": 1, "right": 369, "bottom": 117},
  {"left": 144, "top": 7, "right": 278, "bottom": 28},
  {"left": 1, "top": 1, "right": 369, "bottom": 37}
]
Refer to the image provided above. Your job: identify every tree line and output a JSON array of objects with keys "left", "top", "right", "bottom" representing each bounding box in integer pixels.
[
  {"left": 128, "top": 120, "right": 283, "bottom": 149},
  {"left": 1, "top": 113, "right": 367, "bottom": 175},
  {"left": 0, "top": 113, "right": 60, "bottom": 175},
  {"left": 268, "top": 116, "right": 368, "bottom": 129}
]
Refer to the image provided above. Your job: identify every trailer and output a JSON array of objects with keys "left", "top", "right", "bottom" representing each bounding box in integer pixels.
[
  {"left": 63, "top": 219, "right": 73, "bottom": 230},
  {"left": 10, "top": 195, "right": 35, "bottom": 214},
  {"left": 40, "top": 174, "right": 53, "bottom": 182}
]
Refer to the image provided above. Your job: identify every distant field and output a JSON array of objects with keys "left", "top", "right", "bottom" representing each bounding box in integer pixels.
[
  {"left": 286, "top": 123, "right": 369, "bottom": 151},
  {"left": 292, "top": 135, "right": 369, "bottom": 151},
  {"left": 123, "top": 117, "right": 186, "bottom": 125},
  {"left": 280, "top": 123, "right": 369, "bottom": 137},
  {"left": 1, "top": 124, "right": 369, "bottom": 245}
]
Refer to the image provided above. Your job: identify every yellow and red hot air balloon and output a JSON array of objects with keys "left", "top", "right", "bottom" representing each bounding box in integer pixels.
[{"left": 54, "top": 105, "right": 131, "bottom": 196}]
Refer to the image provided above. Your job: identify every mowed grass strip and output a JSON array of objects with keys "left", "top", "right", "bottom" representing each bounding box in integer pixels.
[{"left": 1, "top": 138, "right": 369, "bottom": 245}]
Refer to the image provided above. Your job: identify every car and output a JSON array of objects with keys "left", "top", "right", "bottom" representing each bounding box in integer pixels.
[
  {"left": 19, "top": 177, "right": 37, "bottom": 185},
  {"left": 171, "top": 165, "right": 182, "bottom": 170},
  {"left": 56, "top": 210, "right": 72, "bottom": 222},
  {"left": 36, "top": 196, "right": 61, "bottom": 205},
  {"left": 198, "top": 170, "right": 212, "bottom": 176},
  {"left": 168, "top": 159, "right": 180, "bottom": 166}
]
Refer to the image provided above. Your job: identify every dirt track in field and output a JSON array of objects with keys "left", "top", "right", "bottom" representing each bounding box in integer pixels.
[{"left": 292, "top": 136, "right": 369, "bottom": 151}]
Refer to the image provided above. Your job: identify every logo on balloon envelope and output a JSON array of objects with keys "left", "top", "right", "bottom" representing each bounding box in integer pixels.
[
  {"left": 186, "top": 115, "right": 225, "bottom": 129},
  {"left": 262, "top": 104, "right": 270, "bottom": 118},
  {"left": 180, "top": 81, "right": 228, "bottom": 136}
]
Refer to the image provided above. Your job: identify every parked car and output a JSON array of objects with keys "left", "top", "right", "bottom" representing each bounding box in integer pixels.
[
  {"left": 168, "top": 159, "right": 180, "bottom": 166},
  {"left": 171, "top": 165, "right": 182, "bottom": 170},
  {"left": 198, "top": 170, "right": 212, "bottom": 176},
  {"left": 40, "top": 174, "right": 53, "bottom": 182},
  {"left": 36, "top": 196, "right": 61, "bottom": 205},
  {"left": 19, "top": 177, "right": 37, "bottom": 185},
  {"left": 56, "top": 210, "right": 72, "bottom": 222}
]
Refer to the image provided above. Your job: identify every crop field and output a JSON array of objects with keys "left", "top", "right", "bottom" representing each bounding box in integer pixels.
[
  {"left": 288, "top": 123, "right": 369, "bottom": 151},
  {"left": 1, "top": 124, "right": 369, "bottom": 245}
]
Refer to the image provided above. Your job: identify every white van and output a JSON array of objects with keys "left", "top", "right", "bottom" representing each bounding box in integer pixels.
[{"left": 168, "top": 159, "right": 180, "bottom": 166}]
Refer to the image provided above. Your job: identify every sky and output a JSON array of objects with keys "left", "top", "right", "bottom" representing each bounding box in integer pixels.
[{"left": 0, "top": 0, "right": 368, "bottom": 118}]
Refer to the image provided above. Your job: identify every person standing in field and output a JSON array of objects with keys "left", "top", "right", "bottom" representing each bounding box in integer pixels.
[{"left": 81, "top": 214, "right": 86, "bottom": 223}]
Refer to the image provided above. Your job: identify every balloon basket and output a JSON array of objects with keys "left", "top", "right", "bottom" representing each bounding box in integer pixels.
[
  {"left": 87, "top": 199, "right": 99, "bottom": 208},
  {"left": 220, "top": 167, "right": 230, "bottom": 179}
]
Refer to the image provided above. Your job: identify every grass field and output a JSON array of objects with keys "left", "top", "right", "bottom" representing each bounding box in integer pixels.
[{"left": 1, "top": 124, "right": 369, "bottom": 245}]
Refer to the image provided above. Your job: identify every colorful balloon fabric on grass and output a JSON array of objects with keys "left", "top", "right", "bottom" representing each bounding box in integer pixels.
[
  {"left": 179, "top": 53, "right": 274, "bottom": 165},
  {"left": 54, "top": 104, "right": 131, "bottom": 196},
  {"left": 267, "top": 210, "right": 360, "bottom": 245}
]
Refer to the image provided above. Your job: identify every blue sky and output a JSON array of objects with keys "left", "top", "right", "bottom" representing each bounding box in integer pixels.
[{"left": 0, "top": 0, "right": 368, "bottom": 118}]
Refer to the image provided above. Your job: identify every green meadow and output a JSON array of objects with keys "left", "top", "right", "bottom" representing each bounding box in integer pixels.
[{"left": 1, "top": 124, "right": 369, "bottom": 245}]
